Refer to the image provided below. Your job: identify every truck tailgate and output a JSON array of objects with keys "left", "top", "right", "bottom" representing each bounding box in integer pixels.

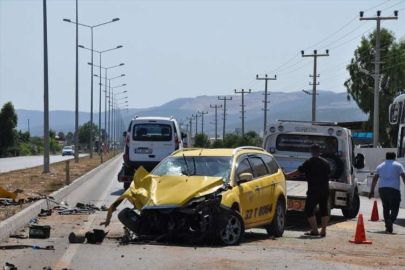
[{"left": 287, "top": 180, "right": 307, "bottom": 198}]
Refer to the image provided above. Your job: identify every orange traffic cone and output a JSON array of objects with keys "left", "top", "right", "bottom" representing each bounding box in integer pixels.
[
  {"left": 369, "top": 200, "right": 380, "bottom": 221},
  {"left": 349, "top": 214, "right": 372, "bottom": 244}
]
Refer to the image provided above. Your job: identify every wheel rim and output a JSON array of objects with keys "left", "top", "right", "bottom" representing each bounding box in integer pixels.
[
  {"left": 220, "top": 215, "right": 242, "bottom": 245},
  {"left": 276, "top": 204, "right": 285, "bottom": 232}
]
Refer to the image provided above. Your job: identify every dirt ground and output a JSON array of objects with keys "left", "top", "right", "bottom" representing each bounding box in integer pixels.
[{"left": 0, "top": 152, "right": 120, "bottom": 222}]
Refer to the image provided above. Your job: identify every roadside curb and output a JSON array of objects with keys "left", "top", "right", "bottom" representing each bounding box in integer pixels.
[{"left": 0, "top": 154, "right": 122, "bottom": 242}]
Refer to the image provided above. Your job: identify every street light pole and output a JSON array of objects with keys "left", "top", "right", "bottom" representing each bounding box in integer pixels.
[
  {"left": 43, "top": 0, "right": 50, "bottom": 173},
  {"left": 90, "top": 62, "right": 124, "bottom": 149},
  {"left": 64, "top": 18, "right": 120, "bottom": 159}
]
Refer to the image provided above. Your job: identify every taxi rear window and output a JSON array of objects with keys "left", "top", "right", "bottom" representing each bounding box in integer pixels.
[{"left": 276, "top": 134, "right": 338, "bottom": 154}]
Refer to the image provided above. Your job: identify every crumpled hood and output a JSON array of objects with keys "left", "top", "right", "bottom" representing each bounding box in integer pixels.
[
  {"left": 104, "top": 167, "right": 223, "bottom": 226},
  {"left": 146, "top": 175, "right": 223, "bottom": 207}
]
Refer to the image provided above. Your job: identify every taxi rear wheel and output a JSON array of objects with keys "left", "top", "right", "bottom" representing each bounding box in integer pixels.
[
  {"left": 217, "top": 210, "right": 245, "bottom": 245},
  {"left": 266, "top": 199, "right": 286, "bottom": 237}
]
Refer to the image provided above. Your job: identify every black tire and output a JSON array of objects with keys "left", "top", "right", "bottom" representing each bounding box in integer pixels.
[
  {"left": 266, "top": 199, "right": 286, "bottom": 237},
  {"left": 124, "top": 182, "right": 131, "bottom": 190},
  {"left": 118, "top": 207, "right": 139, "bottom": 233},
  {"left": 321, "top": 153, "right": 344, "bottom": 180},
  {"left": 217, "top": 210, "right": 245, "bottom": 245},
  {"left": 342, "top": 191, "right": 360, "bottom": 219}
]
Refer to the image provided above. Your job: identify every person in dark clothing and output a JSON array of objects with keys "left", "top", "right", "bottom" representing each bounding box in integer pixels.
[{"left": 285, "top": 144, "right": 331, "bottom": 237}]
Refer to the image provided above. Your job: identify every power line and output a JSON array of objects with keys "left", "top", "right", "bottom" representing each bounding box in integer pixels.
[{"left": 381, "top": 0, "right": 405, "bottom": 11}]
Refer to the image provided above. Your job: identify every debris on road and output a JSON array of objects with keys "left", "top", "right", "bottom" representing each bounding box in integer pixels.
[
  {"left": 58, "top": 208, "right": 95, "bottom": 215},
  {"left": 38, "top": 209, "right": 53, "bottom": 217},
  {"left": 0, "top": 186, "right": 19, "bottom": 200},
  {"left": 9, "top": 234, "right": 27, "bottom": 239},
  {"left": 68, "top": 232, "right": 86, "bottom": 244},
  {"left": 0, "top": 245, "right": 54, "bottom": 250},
  {"left": 29, "top": 225, "right": 51, "bottom": 239},
  {"left": 69, "top": 229, "right": 107, "bottom": 244},
  {"left": 3, "top": 262, "right": 17, "bottom": 270}
]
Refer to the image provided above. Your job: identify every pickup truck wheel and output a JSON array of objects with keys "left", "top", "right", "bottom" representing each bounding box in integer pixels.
[
  {"left": 123, "top": 182, "right": 130, "bottom": 190},
  {"left": 266, "top": 199, "right": 286, "bottom": 237},
  {"left": 342, "top": 191, "right": 360, "bottom": 219},
  {"left": 217, "top": 210, "right": 245, "bottom": 245}
]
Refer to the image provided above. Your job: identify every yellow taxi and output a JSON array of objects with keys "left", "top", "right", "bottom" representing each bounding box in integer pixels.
[{"left": 105, "top": 147, "right": 286, "bottom": 245}]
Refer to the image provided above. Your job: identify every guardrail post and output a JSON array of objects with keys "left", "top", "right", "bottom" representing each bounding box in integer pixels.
[{"left": 65, "top": 160, "right": 70, "bottom": 185}]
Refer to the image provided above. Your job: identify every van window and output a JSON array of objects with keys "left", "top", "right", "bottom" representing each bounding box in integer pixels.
[
  {"left": 276, "top": 134, "right": 338, "bottom": 154},
  {"left": 249, "top": 157, "right": 268, "bottom": 178},
  {"left": 133, "top": 124, "right": 172, "bottom": 141},
  {"left": 259, "top": 154, "right": 279, "bottom": 174}
]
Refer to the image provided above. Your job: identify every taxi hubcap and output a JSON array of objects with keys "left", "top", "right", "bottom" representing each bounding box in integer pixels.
[{"left": 221, "top": 215, "right": 241, "bottom": 245}]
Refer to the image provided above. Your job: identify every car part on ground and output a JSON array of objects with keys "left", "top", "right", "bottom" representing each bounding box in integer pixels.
[
  {"left": 0, "top": 244, "right": 54, "bottom": 250},
  {"left": 29, "top": 225, "right": 51, "bottom": 239}
]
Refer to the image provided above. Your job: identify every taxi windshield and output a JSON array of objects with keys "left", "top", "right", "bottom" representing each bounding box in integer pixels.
[{"left": 151, "top": 156, "right": 232, "bottom": 182}]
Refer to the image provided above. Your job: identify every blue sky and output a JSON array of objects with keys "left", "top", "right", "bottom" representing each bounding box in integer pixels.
[{"left": 1, "top": 0, "right": 404, "bottom": 112}]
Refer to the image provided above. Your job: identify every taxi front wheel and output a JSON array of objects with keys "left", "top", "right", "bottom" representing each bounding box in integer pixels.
[
  {"left": 217, "top": 210, "right": 245, "bottom": 245},
  {"left": 266, "top": 199, "right": 286, "bottom": 237}
]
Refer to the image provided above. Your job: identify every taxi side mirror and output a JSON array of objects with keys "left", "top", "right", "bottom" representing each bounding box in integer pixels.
[
  {"left": 238, "top": 173, "right": 253, "bottom": 184},
  {"left": 355, "top": 153, "right": 365, "bottom": 169}
]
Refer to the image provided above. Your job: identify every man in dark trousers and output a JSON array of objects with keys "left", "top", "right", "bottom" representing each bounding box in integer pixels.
[
  {"left": 285, "top": 144, "right": 331, "bottom": 237},
  {"left": 369, "top": 152, "right": 405, "bottom": 233}
]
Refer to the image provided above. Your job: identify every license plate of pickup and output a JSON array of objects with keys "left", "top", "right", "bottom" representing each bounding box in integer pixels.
[{"left": 135, "top": 148, "right": 152, "bottom": 154}]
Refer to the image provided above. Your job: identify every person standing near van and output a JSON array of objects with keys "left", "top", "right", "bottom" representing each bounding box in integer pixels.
[
  {"left": 285, "top": 144, "right": 331, "bottom": 237},
  {"left": 369, "top": 152, "right": 405, "bottom": 233}
]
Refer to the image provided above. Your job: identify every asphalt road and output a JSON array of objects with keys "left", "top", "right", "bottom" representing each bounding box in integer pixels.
[
  {"left": 0, "top": 154, "right": 88, "bottom": 173},
  {"left": 1, "top": 157, "right": 405, "bottom": 269}
]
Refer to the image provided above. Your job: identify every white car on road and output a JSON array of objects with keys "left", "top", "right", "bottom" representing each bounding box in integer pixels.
[{"left": 62, "top": 146, "right": 75, "bottom": 156}]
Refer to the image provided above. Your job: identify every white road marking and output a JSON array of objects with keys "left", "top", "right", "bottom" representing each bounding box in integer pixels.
[{"left": 55, "top": 162, "right": 120, "bottom": 269}]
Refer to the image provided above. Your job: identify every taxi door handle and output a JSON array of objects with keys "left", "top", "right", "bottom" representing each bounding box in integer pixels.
[
  {"left": 255, "top": 186, "right": 261, "bottom": 191},
  {"left": 271, "top": 181, "right": 277, "bottom": 187}
]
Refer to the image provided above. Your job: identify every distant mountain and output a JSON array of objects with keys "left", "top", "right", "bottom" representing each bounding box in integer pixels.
[{"left": 16, "top": 90, "right": 368, "bottom": 137}]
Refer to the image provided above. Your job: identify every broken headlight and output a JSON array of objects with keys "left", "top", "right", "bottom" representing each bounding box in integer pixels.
[{"left": 183, "top": 196, "right": 207, "bottom": 208}]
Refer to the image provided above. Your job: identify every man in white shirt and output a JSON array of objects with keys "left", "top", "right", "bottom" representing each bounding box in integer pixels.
[{"left": 369, "top": 152, "right": 405, "bottom": 233}]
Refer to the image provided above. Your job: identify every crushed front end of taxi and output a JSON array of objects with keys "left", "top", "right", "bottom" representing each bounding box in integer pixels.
[{"left": 103, "top": 166, "right": 233, "bottom": 244}]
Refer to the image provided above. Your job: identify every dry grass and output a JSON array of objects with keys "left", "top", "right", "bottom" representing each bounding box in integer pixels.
[{"left": 0, "top": 152, "right": 120, "bottom": 222}]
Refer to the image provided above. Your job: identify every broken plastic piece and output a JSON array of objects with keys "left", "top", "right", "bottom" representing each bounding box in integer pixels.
[{"left": 0, "top": 186, "right": 17, "bottom": 200}]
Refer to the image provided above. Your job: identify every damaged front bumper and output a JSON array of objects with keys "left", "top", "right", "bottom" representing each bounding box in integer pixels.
[{"left": 118, "top": 196, "right": 232, "bottom": 244}]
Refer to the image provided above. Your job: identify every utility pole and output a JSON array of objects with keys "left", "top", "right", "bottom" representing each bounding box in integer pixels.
[
  {"left": 234, "top": 89, "right": 251, "bottom": 137},
  {"left": 28, "top": 119, "right": 30, "bottom": 134},
  {"left": 197, "top": 111, "right": 208, "bottom": 135},
  {"left": 256, "top": 74, "right": 276, "bottom": 137},
  {"left": 43, "top": 0, "right": 50, "bottom": 173},
  {"left": 187, "top": 117, "right": 193, "bottom": 139},
  {"left": 210, "top": 104, "right": 222, "bottom": 140},
  {"left": 218, "top": 96, "right": 232, "bottom": 140},
  {"left": 360, "top": 10, "right": 398, "bottom": 147},
  {"left": 192, "top": 114, "right": 201, "bottom": 134},
  {"left": 74, "top": 0, "right": 79, "bottom": 163},
  {"left": 301, "top": 49, "right": 329, "bottom": 122}
]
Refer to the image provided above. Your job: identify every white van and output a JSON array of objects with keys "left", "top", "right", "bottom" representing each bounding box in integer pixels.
[{"left": 119, "top": 116, "right": 183, "bottom": 188}]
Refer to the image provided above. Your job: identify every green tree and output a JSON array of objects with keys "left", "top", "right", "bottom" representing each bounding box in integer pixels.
[
  {"left": 344, "top": 29, "right": 405, "bottom": 146},
  {"left": 78, "top": 121, "right": 99, "bottom": 148},
  {"left": 49, "top": 129, "right": 56, "bottom": 139},
  {"left": 194, "top": 133, "right": 211, "bottom": 148},
  {"left": 66, "top": 131, "right": 74, "bottom": 142},
  {"left": 58, "top": 131, "right": 65, "bottom": 140},
  {"left": 0, "top": 102, "right": 18, "bottom": 156}
]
